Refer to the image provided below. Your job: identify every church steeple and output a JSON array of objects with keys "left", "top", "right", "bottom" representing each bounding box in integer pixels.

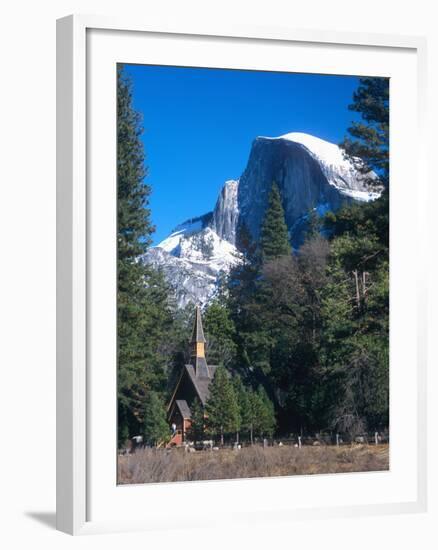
[
  {"left": 190, "top": 305, "right": 206, "bottom": 358},
  {"left": 190, "top": 305, "right": 209, "bottom": 377}
]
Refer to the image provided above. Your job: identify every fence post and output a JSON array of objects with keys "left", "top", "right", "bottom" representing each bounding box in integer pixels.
[{"left": 374, "top": 432, "right": 379, "bottom": 445}]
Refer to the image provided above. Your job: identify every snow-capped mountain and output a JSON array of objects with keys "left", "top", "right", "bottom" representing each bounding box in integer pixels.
[
  {"left": 144, "top": 193, "right": 240, "bottom": 308},
  {"left": 144, "top": 132, "right": 379, "bottom": 308}
]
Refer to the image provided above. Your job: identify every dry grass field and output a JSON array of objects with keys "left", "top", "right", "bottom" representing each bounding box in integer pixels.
[{"left": 118, "top": 443, "right": 389, "bottom": 484}]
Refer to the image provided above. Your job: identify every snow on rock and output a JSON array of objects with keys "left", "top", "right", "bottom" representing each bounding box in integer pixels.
[
  {"left": 145, "top": 224, "right": 240, "bottom": 308},
  {"left": 263, "top": 132, "right": 351, "bottom": 169},
  {"left": 338, "top": 188, "right": 381, "bottom": 202},
  {"left": 158, "top": 218, "right": 204, "bottom": 255}
]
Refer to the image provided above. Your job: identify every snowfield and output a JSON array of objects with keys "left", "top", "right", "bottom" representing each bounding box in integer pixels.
[{"left": 145, "top": 225, "right": 240, "bottom": 308}]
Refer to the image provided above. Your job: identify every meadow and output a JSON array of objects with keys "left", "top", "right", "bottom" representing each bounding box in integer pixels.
[{"left": 118, "top": 443, "right": 389, "bottom": 484}]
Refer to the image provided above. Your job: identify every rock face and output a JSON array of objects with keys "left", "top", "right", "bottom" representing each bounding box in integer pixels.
[
  {"left": 238, "top": 133, "right": 378, "bottom": 247},
  {"left": 211, "top": 180, "right": 239, "bottom": 245},
  {"left": 144, "top": 132, "right": 379, "bottom": 308}
]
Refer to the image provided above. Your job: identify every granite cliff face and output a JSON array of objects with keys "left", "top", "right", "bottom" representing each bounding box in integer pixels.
[
  {"left": 238, "top": 133, "right": 378, "bottom": 247},
  {"left": 211, "top": 179, "right": 239, "bottom": 245},
  {"left": 144, "top": 132, "right": 379, "bottom": 307}
]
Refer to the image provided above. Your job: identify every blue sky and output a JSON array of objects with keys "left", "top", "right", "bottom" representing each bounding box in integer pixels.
[{"left": 123, "top": 64, "right": 362, "bottom": 245}]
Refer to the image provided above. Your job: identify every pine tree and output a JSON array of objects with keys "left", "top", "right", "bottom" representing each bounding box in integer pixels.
[
  {"left": 238, "top": 386, "right": 253, "bottom": 442},
  {"left": 142, "top": 391, "right": 170, "bottom": 447},
  {"left": 235, "top": 182, "right": 293, "bottom": 381},
  {"left": 247, "top": 389, "right": 263, "bottom": 444},
  {"left": 231, "top": 375, "right": 247, "bottom": 443},
  {"left": 117, "top": 65, "right": 173, "bottom": 445},
  {"left": 319, "top": 194, "right": 389, "bottom": 434},
  {"left": 246, "top": 390, "right": 257, "bottom": 444},
  {"left": 117, "top": 402, "right": 130, "bottom": 449},
  {"left": 242, "top": 386, "right": 276, "bottom": 443},
  {"left": 254, "top": 386, "right": 276, "bottom": 437},
  {"left": 205, "top": 366, "right": 240, "bottom": 445},
  {"left": 203, "top": 299, "right": 237, "bottom": 366},
  {"left": 188, "top": 398, "right": 205, "bottom": 443},
  {"left": 319, "top": 222, "right": 389, "bottom": 435},
  {"left": 341, "top": 77, "right": 389, "bottom": 188},
  {"left": 311, "top": 77, "right": 390, "bottom": 436},
  {"left": 117, "top": 65, "right": 153, "bottom": 257},
  {"left": 228, "top": 221, "right": 276, "bottom": 377},
  {"left": 260, "top": 182, "right": 291, "bottom": 261},
  {"left": 228, "top": 223, "right": 265, "bottom": 376},
  {"left": 230, "top": 222, "right": 260, "bottom": 305},
  {"left": 305, "top": 208, "right": 322, "bottom": 241}
]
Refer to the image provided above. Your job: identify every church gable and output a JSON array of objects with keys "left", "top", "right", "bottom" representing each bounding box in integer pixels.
[
  {"left": 170, "top": 367, "right": 199, "bottom": 408},
  {"left": 185, "top": 363, "right": 218, "bottom": 405}
]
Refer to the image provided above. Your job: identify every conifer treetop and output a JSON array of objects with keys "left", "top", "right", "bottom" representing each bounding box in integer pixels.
[{"left": 260, "top": 182, "right": 292, "bottom": 261}]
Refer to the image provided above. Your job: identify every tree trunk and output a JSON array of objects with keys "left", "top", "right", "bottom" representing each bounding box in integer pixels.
[
  {"left": 362, "top": 271, "right": 368, "bottom": 302},
  {"left": 236, "top": 431, "right": 239, "bottom": 444},
  {"left": 353, "top": 270, "right": 360, "bottom": 307},
  {"left": 220, "top": 426, "right": 224, "bottom": 446},
  {"left": 250, "top": 424, "right": 254, "bottom": 445}
]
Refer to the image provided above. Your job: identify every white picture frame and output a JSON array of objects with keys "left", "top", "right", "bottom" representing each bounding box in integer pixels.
[{"left": 56, "top": 14, "right": 428, "bottom": 535}]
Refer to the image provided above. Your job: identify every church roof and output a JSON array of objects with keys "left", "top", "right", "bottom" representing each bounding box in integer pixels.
[
  {"left": 184, "top": 363, "right": 218, "bottom": 405},
  {"left": 175, "top": 399, "right": 191, "bottom": 419},
  {"left": 168, "top": 306, "right": 218, "bottom": 414},
  {"left": 191, "top": 355, "right": 209, "bottom": 378},
  {"left": 190, "top": 305, "right": 206, "bottom": 343}
]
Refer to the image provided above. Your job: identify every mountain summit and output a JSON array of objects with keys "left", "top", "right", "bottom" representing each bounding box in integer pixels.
[{"left": 144, "top": 132, "right": 379, "bottom": 308}]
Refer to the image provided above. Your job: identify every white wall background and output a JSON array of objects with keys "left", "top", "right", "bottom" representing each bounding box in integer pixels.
[{"left": 0, "top": 0, "right": 436, "bottom": 548}]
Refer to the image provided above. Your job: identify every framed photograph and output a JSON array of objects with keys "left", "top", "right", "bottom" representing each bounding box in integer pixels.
[{"left": 57, "top": 15, "right": 427, "bottom": 535}]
